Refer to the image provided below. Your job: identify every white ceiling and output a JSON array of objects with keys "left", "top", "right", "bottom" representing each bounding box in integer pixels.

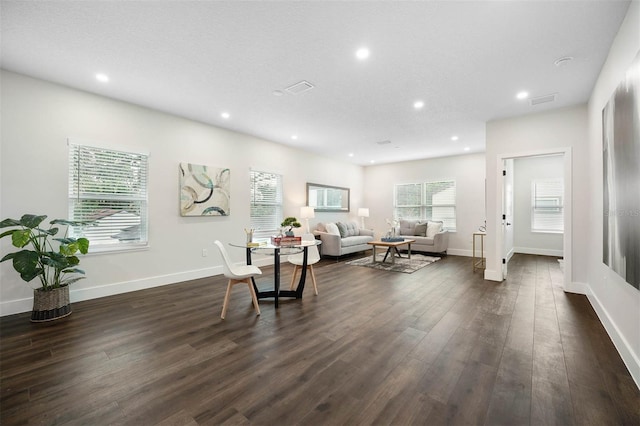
[{"left": 0, "top": 1, "right": 630, "bottom": 166}]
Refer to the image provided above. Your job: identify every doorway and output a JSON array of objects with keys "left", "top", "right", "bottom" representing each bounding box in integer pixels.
[{"left": 497, "top": 148, "right": 572, "bottom": 290}]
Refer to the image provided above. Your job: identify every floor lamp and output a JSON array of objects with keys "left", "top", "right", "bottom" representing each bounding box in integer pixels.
[
  {"left": 300, "top": 206, "right": 315, "bottom": 233},
  {"left": 358, "top": 208, "right": 369, "bottom": 230}
]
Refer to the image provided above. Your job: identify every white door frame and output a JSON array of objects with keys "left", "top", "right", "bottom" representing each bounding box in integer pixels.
[{"left": 495, "top": 147, "right": 572, "bottom": 290}]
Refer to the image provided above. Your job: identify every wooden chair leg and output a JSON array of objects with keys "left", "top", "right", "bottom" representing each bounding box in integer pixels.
[
  {"left": 246, "top": 279, "right": 260, "bottom": 316},
  {"left": 289, "top": 265, "right": 300, "bottom": 290},
  {"left": 221, "top": 279, "right": 233, "bottom": 319},
  {"left": 309, "top": 265, "right": 318, "bottom": 295}
]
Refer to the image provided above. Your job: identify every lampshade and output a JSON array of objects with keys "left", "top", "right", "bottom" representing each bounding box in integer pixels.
[
  {"left": 358, "top": 208, "right": 370, "bottom": 217},
  {"left": 300, "top": 206, "right": 315, "bottom": 219}
]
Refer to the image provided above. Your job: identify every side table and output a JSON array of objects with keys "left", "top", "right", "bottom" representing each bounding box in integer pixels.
[{"left": 472, "top": 232, "right": 486, "bottom": 273}]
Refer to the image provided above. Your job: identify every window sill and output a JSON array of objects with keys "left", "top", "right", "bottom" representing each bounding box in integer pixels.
[
  {"left": 531, "top": 230, "right": 564, "bottom": 235},
  {"left": 85, "top": 244, "right": 150, "bottom": 255}
]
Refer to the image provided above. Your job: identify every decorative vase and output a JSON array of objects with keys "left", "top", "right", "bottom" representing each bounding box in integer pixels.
[
  {"left": 285, "top": 230, "right": 294, "bottom": 237},
  {"left": 31, "top": 285, "right": 72, "bottom": 322}
]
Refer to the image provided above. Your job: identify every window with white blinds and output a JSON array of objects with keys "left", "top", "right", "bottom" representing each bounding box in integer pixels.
[
  {"left": 250, "top": 170, "right": 283, "bottom": 238},
  {"left": 393, "top": 180, "right": 457, "bottom": 230},
  {"left": 68, "top": 142, "right": 149, "bottom": 251},
  {"left": 394, "top": 183, "right": 423, "bottom": 220},
  {"left": 532, "top": 179, "right": 564, "bottom": 233},
  {"left": 425, "top": 181, "right": 456, "bottom": 231}
]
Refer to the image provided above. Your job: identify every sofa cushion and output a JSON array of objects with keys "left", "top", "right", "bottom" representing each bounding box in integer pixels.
[
  {"left": 325, "top": 222, "right": 340, "bottom": 236},
  {"left": 414, "top": 222, "right": 428, "bottom": 236},
  {"left": 399, "top": 219, "right": 416, "bottom": 236},
  {"left": 345, "top": 221, "right": 359, "bottom": 237},
  {"left": 426, "top": 221, "right": 443, "bottom": 238},
  {"left": 341, "top": 235, "right": 373, "bottom": 247}
]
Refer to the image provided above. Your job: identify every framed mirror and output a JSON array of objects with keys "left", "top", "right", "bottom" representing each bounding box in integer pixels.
[{"left": 306, "top": 182, "right": 350, "bottom": 212}]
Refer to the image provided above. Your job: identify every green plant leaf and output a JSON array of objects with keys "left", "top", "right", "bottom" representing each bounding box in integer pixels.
[
  {"left": 1, "top": 252, "right": 17, "bottom": 262},
  {"left": 62, "top": 268, "right": 85, "bottom": 275},
  {"left": 78, "top": 238, "right": 90, "bottom": 254},
  {"left": 11, "top": 229, "right": 32, "bottom": 248},
  {"left": 10, "top": 250, "right": 41, "bottom": 282},
  {"left": 20, "top": 214, "right": 47, "bottom": 229},
  {"left": 0, "top": 229, "right": 16, "bottom": 240},
  {"left": 44, "top": 227, "right": 59, "bottom": 236},
  {"left": 0, "top": 218, "right": 21, "bottom": 228},
  {"left": 59, "top": 242, "right": 79, "bottom": 256}
]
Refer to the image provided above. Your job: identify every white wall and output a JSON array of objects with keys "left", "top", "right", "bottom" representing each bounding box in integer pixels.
[
  {"left": 0, "top": 71, "right": 365, "bottom": 315},
  {"left": 513, "top": 155, "right": 564, "bottom": 256},
  {"left": 362, "top": 153, "right": 486, "bottom": 256},
  {"left": 586, "top": 1, "right": 640, "bottom": 387}
]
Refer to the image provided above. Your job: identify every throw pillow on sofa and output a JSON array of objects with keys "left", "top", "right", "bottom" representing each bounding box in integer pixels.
[
  {"left": 414, "top": 222, "right": 428, "bottom": 236},
  {"left": 325, "top": 222, "right": 341, "bottom": 236},
  {"left": 336, "top": 222, "right": 348, "bottom": 237},
  {"left": 426, "top": 221, "right": 443, "bottom": 238}
]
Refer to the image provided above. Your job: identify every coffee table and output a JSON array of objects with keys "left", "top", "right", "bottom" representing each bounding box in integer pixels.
[{"left": 367, "top": 239, "right": 416, "bottom": 264}]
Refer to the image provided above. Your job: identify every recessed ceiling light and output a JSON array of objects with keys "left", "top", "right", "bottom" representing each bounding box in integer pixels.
[
  {"left": 464, "top": 147, "right": 470, "bottom": 151},
  {"left": 451, "top": 136, "right": 459, "bottom": 141},
  {"left": 516, "top": 91, "right": 529, "bottom": 100},
  {"left": 221, "top": 112, "right": 230, "bottom": 119},
  {"left": 356, "top": 47, "right": 370, "bottom": 60},
  {"left": 272, "top": 90, "right": 284, "bottom": 96},
  {"left": 413, "top": 100, "right": 424, "bottom": 109},
  {"left": 95, "top": 73, "right": 109, "bottom": 83},
  {"left": 291, "top": 135, "right": 298, "bottom": 140},
  {"left": 370, "top": 160, "right": 375, "bottom": 164},
  {"left": 348, "top": 153, "right": 354, "bottom": 157}
]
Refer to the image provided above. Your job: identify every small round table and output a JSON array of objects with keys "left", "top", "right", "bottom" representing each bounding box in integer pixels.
[{"left": 229, "top": 239, "right": 321, "bottom": 308}]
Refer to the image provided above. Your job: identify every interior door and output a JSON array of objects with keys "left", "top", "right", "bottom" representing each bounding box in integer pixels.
[{"left": 502, "top": 159, "right": 514, "bottom": 279}]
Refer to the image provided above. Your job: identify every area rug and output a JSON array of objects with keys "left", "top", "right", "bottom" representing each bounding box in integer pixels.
[{"left": 345, "top": 253, "right": 441, "bottom": 273}]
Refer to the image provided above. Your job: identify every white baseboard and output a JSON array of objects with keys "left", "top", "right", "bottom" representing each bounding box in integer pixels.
[
  {"left": 514, "top": 247, "right": 564, "bottom": 257},
  {"left": 0, "top": 257, "right": 274, "bottom": 317},
  {"left": 587, "top": 289, "right": 640, "bottom": 389},
  {"left": 563, "top": 281, "right": 590, "bottom": 295},
  {"left": 507, "top": 248, "right": 515, "bottom": 262},
  {"left": 446, "top": 248, "right": 472, "bottom": 257}
]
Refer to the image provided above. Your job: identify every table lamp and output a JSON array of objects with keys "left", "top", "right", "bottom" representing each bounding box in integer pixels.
[
  {"left": 300, "top": 206, "right": 315, "bottom": 233},
  {"left": 358, "top": 207, "right": 369, "bottom": 229}
]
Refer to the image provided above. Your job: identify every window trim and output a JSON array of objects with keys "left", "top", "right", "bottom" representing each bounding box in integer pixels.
[
  {"left": 393, "top": 180, "right": 457, "bottom": 231},
  {"left": 68, "top": 139, "right": 149, "bottom": 253},
  {"left": 249, "top": 169, "right": 284, "bottom": 238},
  {"left": 531, "top": 178, "right": 564, "bottom": 234}
]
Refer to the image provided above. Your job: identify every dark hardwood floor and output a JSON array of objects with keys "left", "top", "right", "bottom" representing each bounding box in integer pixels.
[{"left": 1, "top": 253, "right": 638, "bottom": 425}]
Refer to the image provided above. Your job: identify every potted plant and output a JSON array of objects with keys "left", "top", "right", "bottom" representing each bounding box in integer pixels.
[
  {"left": 1, "top": 214, "right": 90, "bottom": 322},
  {"left": 280, "top": 217, "right": 301, "bottom": 237}
]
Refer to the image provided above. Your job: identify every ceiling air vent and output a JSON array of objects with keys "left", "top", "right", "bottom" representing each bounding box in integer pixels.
[
  {"left": 284, "top": 80, "right": 315, "bottom": 95},
  {"left": 376, "top": 140, "right": 391, "bottom": 145},
  {"left": 530, "top": 93, "right": 557, "bottom": 106}
]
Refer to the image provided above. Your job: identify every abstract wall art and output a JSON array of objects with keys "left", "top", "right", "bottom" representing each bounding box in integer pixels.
[
  {"left": 602, "top": 51, "right": 640, "bottom": 290},
  {"left": 179, "top": 163, "right": 230, "bottom": 216}
]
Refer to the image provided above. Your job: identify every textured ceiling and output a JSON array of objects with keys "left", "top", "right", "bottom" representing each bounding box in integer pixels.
[{"left": 0, "top": 1, "right": 630, "bottom": 165}]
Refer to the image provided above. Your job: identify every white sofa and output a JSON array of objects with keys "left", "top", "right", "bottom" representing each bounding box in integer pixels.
[
  {"left": 314, "top": 221, "right": 374, "bottom": 257},
  {"left": 397, "top": 219, "right": 449, "bottom": 254}
]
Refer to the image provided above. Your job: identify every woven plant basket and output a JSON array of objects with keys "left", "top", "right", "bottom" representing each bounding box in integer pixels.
[{"left": 31, "top": 285, "right": 72, "bottom": 322}]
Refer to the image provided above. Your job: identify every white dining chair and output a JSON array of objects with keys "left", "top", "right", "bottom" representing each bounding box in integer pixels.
[
  {"left": 214, "top": 240, "right": 261, "bottom": 319},
  {"left": 287, "top": 233, "right": 320, "bottom": 295}
]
